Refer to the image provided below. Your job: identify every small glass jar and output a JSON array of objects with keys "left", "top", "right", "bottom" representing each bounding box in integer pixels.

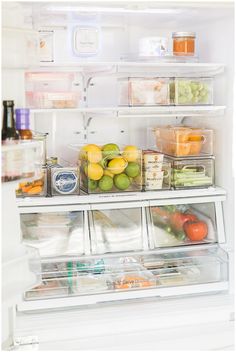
[{"left": 172, "top": 32, "right": 196, "bottom": 56}]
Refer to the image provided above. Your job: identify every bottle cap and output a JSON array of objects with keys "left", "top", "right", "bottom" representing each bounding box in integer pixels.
[
  {"left": 3, "top": 100, "right": 14, "bottom": 107},
  {"left": 15, "top": 108, "right": 30, "bottom": 130}
]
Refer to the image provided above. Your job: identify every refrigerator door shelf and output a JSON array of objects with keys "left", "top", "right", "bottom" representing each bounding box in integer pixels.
[{"left": 19, "top": 245, "right": 229, "bottom": 311}]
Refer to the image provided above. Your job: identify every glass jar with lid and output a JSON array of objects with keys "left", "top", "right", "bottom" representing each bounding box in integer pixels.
[{"left": 172, "top": 32, "right": 196, "bottom": 56}]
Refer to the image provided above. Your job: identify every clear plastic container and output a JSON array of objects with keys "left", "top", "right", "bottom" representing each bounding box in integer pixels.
[
  {"left": 79, "top": 144, "right": 142, "bottom": 194},
  {"left": 149, "top": 202, "right": 217, "bottom": 248},
  {"left": 51, "top": 167, "right": 80, "bottom": 196},
  {"left": 16, "top": 167, "right": 47, "bottom": 197},
  {"left": 25, "top": 72, "right": 81, "bottom": 109},
  {"left": 2, "top": 29, "right": 39, "bottom": 68},
  {"left": 166, "top": 156, "right": 215, "bottom": 189},
  {"left": 89, "top": 208, "right": 144, "bottom": 254},
  {"left": 21, "top": 211, "right": 86, "bottom": 257},
  {"left": 170, "top": 78, "right": 213, "bottom": 105},
  {"left": 24, "top": 246, "right": 228, "bottom": 300},
  {"left": 153, "top": 126, "right": 214, "bottom": 157},
  {"left": 118, "top": 77, "right": 170, "bottom": 106}
]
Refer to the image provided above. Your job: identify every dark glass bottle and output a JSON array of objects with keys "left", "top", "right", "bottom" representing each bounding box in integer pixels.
[
  {"left": 2, "top": 100, "right": 19, "bottom": 142},
  {"left": 2, "top": 100, "right": 21, "bottom": 181}
]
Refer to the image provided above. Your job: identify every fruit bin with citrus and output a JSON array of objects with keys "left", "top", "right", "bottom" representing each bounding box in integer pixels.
[{"left": 79, "top": 144, "right": 143, "bottom": 193}]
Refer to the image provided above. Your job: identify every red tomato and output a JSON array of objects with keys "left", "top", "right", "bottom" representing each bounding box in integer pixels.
[
  {"left": 183, "top": 221, "right": 208, "bottom": 241},
  {"left": 170, "top": 212, "right": 198, "bottom": 232}
]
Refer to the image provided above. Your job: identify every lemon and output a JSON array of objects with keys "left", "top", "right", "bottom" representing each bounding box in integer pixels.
[
  {"left": 122, "top": 145, "right": 139, "bottom": 162},
  {"left": 81, "top": 144, "right": 102, "bottom": 163},
  {"left": 104, "top": 169, "right": 114, "bottom": 178},
  {"left": 107, "top": 157, "right": 127, "bottom": 175},
  {"left": 87, "top": 163, "right": 104, "bottom": 181}
]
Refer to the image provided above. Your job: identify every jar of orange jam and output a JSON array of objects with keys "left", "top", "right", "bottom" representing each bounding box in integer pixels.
[{"left": 172, "top": 32, "right": 196, "bottom": 56}]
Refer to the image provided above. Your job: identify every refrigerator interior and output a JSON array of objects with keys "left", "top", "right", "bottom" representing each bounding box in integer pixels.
[{"left": 1, "top": 0, "right": 235, "bottom": 349}]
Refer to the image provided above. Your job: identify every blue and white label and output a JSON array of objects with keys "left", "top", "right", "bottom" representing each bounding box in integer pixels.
[{"left": 53, "top": 170, "right": 78, "bottom": 194}]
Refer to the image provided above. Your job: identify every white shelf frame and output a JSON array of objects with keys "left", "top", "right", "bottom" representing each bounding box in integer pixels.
[
  {"left": 17, "top": 186, "right": 226, "bottom": 208},
  {"left": 38, "top": 61, "right": 225, "bottom": 77},
  {"left": 29, "top": 106, "right": 226, "bottom": 120},
  {"left": 17, "top": 281, "right": 229, "bottom": 312}
]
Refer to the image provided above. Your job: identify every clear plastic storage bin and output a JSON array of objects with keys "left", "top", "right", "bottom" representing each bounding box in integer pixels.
[
  {"left": 24, "top": 246, "right": 228, "bottom": 300},
  {"left": 79, "top": 144, "right": 142, "bottom": 194},
  {"left": 89, "top": 208, "right": 145, "bottom": 254},
  {"left": 21, "top": 211, "right": 86, "bottom": 257},
  {"left": 153, "top": 126, "right": 214, "bottom": 157},
  {"left": 118, "top": 77, "right": 170, "bottom": 106},
  {"left": 16, "top": 167, "right": 47, "bottom": 197},
  {"left": 25, "top": 72, "right": 82, "bottom": 109},
  {"left": 148, "top": 202, "right": 217, "bottom": 248},
  {"left": 170, "top": 77, "right": 213, "bottom": 105},
  {"left": 167, "top": 156, "right": 215, "bottom": 189}
]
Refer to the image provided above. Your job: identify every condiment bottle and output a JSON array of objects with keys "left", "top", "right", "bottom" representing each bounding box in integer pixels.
[
  {"left": 15, "top": 108, "right": 35, "bottom": 178},
  {"left": 2, "top": 100, "right": 21, "bottom": 182}
]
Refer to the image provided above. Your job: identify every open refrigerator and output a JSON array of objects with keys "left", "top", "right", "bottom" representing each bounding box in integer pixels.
[{"left": 1, "top": 0, "right": 235, "bottom": 350}]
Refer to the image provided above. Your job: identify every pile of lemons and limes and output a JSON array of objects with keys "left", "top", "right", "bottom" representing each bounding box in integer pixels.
[{"left": 80, "top": 143, "right": 141, "bottom": 192}]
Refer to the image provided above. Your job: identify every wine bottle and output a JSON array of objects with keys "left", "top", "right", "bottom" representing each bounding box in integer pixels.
[{"left": 2, "top": 100, "right": 21, "bottom": 181}]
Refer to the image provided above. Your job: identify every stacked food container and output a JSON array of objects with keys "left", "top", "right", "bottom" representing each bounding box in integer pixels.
[{"left": 153, "top": 126, "right": 215, "bottom": 189}]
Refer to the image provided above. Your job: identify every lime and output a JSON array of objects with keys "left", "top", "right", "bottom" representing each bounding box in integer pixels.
[
  {"left": 102, "top": 143, "right": 120, "bottom": 159},
  {"left": 125, "top": 162, "right": 140, "bottom": 178},
  {"left": 88, "top": 179, "right": 98, "bottom": 191},
  {"left": 98, "top": 175, "right": 113, "bottom": 191},
  {"left": 114, "top": 173, "right": 131, "bottom": 190}
]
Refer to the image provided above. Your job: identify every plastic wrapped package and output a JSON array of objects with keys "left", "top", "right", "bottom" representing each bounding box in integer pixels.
[
  {"left": 113, "top": 270, "right": 156, "bottom": 290},
  {"left": 90, "top": 209, "right": 144, "bottom": 254},
  {"left": 25, "top": 278, "right": 69, "bottom": 300},
  {"left": 118, "top": 78, "right": 170, "bottom": 106},
  {"left": 72, "top": 274, "right": 111, "bottom": 294},
  {"left": 21, "top": 212, "right": 85, "bottom": 257}
]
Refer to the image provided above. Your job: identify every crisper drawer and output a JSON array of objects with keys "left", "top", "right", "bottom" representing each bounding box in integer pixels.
[
  {"left": 148, "top": 198, "right": 225, "bottom": 248},
  {"left": 22, "top": 246, "right": 228, "bottom": 306},
  {"left": 20, "top": 207, "right": 89, "bottom": 257},
  {"left": 88, "top": 202, "right": 149, "bottom": 254}
]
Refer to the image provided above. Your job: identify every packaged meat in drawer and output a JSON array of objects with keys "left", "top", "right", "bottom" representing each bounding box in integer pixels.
[
  {"left": 153, "top": 125, "right": 213, "bottom": 157},
  {"left": 148, "top": 202, "right": 217, "bottom": 248},
  {"left": 118, "top": 77, "right": 170, "bottom": 106},
  {"left": 24, "top": 246, "right": 228, "bottom": 301},
  {"left": 20, "top": 211, "right": 86, "bottom": 257},
  {"left": 167, "top": 156, "right": 215, "bottom": 189}
]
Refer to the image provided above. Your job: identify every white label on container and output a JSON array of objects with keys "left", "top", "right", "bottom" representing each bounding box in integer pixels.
[
  {"left": 39, "top": 31, "right": 54, "bottom": 62},
  {"left": 74, "top": 27, "right": 99, "bottom": 55}
]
